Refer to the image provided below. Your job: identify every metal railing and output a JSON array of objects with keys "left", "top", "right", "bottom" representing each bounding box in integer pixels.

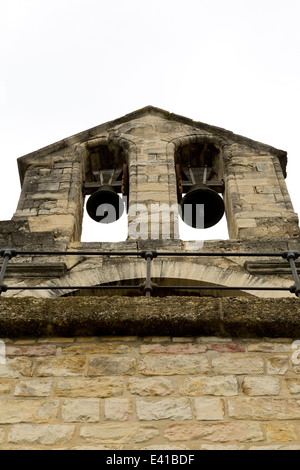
[{"left": 0, "top": 249, "right": 300, "bottom": 298}]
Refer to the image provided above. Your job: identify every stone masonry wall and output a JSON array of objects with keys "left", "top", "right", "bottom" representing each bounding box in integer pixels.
[
  {"left": 13, "top": 148, "right": 83, "bottom": 243},
  {"left": 1, "top": 334, "right": 300, "bottom": 450},
  {"left": 13, "top": 107, "right": 300, "bottom": 245},
  {"left": 3, "top": 108, "right": 300, "bottom": 451},
  {"left": 224, "top": 148, "right": 299, "bottom": 239}
]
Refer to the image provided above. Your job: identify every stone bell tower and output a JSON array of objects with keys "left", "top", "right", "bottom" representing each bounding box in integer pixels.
[
  {"left": 12, "top": 106, "right": 299, "bottom": 241},
  {"left": 2, "top": 107, "right": 300, "bottom": 452},
  {"left": 0, "top": 105, "right": 299, "bottom": 298}
]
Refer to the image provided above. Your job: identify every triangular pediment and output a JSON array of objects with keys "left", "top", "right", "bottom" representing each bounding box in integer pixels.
[{"left": 17, "top": 105, "right": 287, "bottom": 182}]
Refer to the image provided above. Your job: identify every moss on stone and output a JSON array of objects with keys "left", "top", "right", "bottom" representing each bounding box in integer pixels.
[{"left": 0, "top": 296, "right": 300, "bottom": 338}]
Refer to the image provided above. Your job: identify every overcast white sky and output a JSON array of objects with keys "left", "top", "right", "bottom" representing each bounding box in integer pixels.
[{"left": 0, "top": 0, "right": 299, "bottom": 242}]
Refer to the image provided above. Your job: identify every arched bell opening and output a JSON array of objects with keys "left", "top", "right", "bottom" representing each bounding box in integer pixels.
[
  {"left": 175, "top": 141, "right": 227, "bottom": 237},
  {"left": 81, "top": 141, "right": 129, "bottom": 241}
]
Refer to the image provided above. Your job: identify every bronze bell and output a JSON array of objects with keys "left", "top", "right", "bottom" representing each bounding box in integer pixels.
[
  {"left": 86, "top": 185, "right": 124, "bottom": 223},
  {"left": 180, "top": 183, "right": 225, "bottom": 229}
]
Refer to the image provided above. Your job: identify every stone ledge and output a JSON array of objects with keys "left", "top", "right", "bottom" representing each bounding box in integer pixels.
[
  {"left": 0, "top": 296, "right": 300, "bottom": 338},
  {"left": 0, "top": 263, "right": 67, "bottom": 278},
  {"left": 245, "top": 260, "right": 300, "bottom": 274}
]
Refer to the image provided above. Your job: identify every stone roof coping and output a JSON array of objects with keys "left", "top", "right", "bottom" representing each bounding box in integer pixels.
[
  {"left": 17, "top": 105, "right": 287, "bottom": 184},
  {"left": 0, "top": 296, "right": 300, "bottom": 338}
]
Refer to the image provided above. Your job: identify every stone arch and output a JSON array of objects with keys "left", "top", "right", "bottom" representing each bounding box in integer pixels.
[
  {"left": 81, "top": 135, "right": 137, "bottom": 203},
  {"left": 167, "top": 133, "right": 229, "bottom": 186},
  {"left": 8, "top": 258, "right": 292, "bottom": 299},
  {"left": 77, "top": 135, "right": 137, "bottom": 240},
  {"left": 166, "top": 133, "right": 230, "bottom": 235},
  {"left": 166, "top": 133, "right": 229, "bottom": 157}
]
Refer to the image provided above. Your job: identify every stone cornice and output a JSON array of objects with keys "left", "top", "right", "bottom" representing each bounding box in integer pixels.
[{"left": 1, "top": 296, "right": 300, "bottom": 338}]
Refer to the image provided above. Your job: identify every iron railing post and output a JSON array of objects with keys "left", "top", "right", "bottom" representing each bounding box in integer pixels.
[
  {"left": 0, "top": 249, "right": 17, "bottom": 294},
  {"left": 282, "top": 251, "right": 300, "bottom": 298},
  {"left": 141, "top": 250, "right": 157, "bottom": 297}
]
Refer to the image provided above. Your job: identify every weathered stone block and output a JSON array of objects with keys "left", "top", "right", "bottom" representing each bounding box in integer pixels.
[
  {"left": 266, "top": 355, "right": 289, "bottom": 375},
  {"left": 208, "top": 342, "right": 246, "bottom": 352},
  {"left": 211, "top": 354, "right": 264, "bottom": 375},
  {"left": 54, "top": 377, "right": 124, "bottom": 398},
  {"left": 164, "top": 422, "right": 264, "bottom": 442},
  {"left": 194, "top": 397, "right": 225, "bottom": 420},
  {"left": 0, "top": 379, "right": 14, "bottom": 394},
  {"left": 38, "top": 183, "right": 60, "bottom": 191},
  {"left": 32, "top": 357, "right": 86, "bottom": 377},
  {"left": 14, "top": 378, "right": 54, "bottom": 397},
  {"left": 264, "top": 423, "right": 297, "bottom": 442},
  {"left": 139, "top": 343, "right": 207, "bottom": 354},
  {"left": 139, "top": 354, "right": 209, "bottom": 376},
  {"left": 236, "top": 218, "right": 257, "bottom": 228},
  {"left": 136, "top": 398, "right": 192, "bottom": 421},
  {"left": 6, "top": 345, "right": 56, "bottom": 357},
  {"left": 88, "top": 355, "right": 136, "bottom": 376},
  {"left": 179, "top": 375, "right": 238, "bottom": 396},
  {"left": 8, "top": 424, "right": 75, "bottom": 446},
  {"left": 0, "top": 358, "right": 32, "bottom": 378},
  {"left": 242, "top": 377, "right": 281, "bottom": 396},
  {"left": 128, "top": 377, "right": 174, "bottom": 396},
  {"left": 61, "top": 343, "right": 132, "bottom": 355},
  {"left": 104, "top": 398, "right": 133, "bottom": 421},
  {"left": 0, "top": 399, "right": 59, "bottom": 424},
  {"left": 80, "top": 423, "right": 159, "bottom": 443},
  {"left": 247, "top": 341, "right": 292, "bottom": 353},
  {"left": 61, "top": 398, "right": 100, "bottom": 422},
  {"left": 228, "top": 398, "right": 300, "bottom": 420},
  {"left": 285, "top": 378, "right": 300, "bottom": 394}
]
